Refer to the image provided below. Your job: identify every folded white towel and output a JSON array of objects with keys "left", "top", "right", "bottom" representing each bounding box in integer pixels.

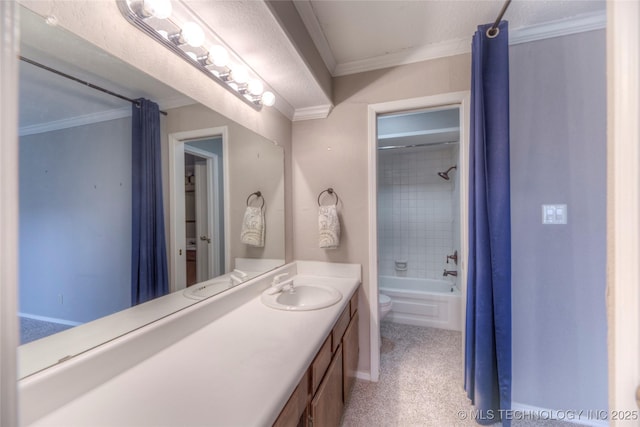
[
  {"left": 241, "top": 206, "right": 265, "bottom": 247},
  {"left": 319, "top": 204, "right": 340, "bottom": 249}
]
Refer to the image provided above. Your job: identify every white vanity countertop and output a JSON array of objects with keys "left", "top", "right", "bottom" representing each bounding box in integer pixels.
[
  {"left": 25, "top": 264, "right": 361, "bottom": 427},
  {"left": 18, "top": 270, "right": 263, "bottom": 379}
]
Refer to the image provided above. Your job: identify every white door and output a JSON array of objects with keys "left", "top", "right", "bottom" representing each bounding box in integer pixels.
[
  {"left": 194, "top": 157, "right": 211, "bottom": 282},
  {"left": 186, "top": 146, "right": 221, "bottom": 283}
]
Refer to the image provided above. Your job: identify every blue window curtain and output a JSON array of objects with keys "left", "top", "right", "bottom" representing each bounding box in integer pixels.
[
  {"left": 465, "top": 21, "right": 512, "bottom": 426},
  {"left": 131, "top": 98, "right": 169, "bottom": 305}
]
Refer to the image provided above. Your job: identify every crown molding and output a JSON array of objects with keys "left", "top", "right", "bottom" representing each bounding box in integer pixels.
[
  {"left": 332, "top": 10, "right": 606, "bottom": 77},
  {"left": 19, "top": 96, "right": 197, "bottom": 137},
  {"left": 333, "top": 37, "right": 470, "bottom": 77},
  {"left": 509, "top": 10, "right": 606, "bottom": 45},
  {"left": 292, "top": 104, "right": 333, "bottom": 121},
  {"left": 19, "top": 108, "right": 131, "bottom": 137},
  {"left": 273, "top": 96, "right": 296, "bottom": 121}
]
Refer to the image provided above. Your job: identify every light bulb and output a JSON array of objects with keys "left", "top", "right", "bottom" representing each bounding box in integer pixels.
[
  {"left": 248, "top": 79, "right": 264, "bottom": 96},
  {"left": 231, "top": 67, "right": 249, "bottom": 84},
  {"left": 186, "top": 52, "right": 198, "bottom": 61},
  {"left": 261, "top": 91, "right": 276, "bottom": 107},
  {"left": 181, "top": 22, "right": 205, "bottom": 47},
  {"left": 209, "top": 45, "right": 229, "bottom": 67},
  {"left": 143, "top": 0, "right": 172, "bottom": 19}
]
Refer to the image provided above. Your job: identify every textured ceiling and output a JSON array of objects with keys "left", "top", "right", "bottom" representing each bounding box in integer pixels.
[
  {"left": 19, "top": 0, "right": 607, "bottom": 127},
  {"left": 181, "top": 0, "right": 332, "bottom": 118}
]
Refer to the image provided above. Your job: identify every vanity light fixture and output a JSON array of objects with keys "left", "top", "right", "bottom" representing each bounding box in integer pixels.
[{"left": 117, "top": 0, "right": 276, "bottom": 110}]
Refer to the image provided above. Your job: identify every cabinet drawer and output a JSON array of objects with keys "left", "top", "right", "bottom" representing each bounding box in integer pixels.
[
  {"left": 273, "top": 369, "right": 309, "bottom": 427},
  {"left": 349, "top": 288, "right": 359, "bottom": 318},
  {"left": 332, "top": 306, "right": 350, "bottom": 353},
  {"left": 311, "top": 336, "right": 332, "bottom": 395}
]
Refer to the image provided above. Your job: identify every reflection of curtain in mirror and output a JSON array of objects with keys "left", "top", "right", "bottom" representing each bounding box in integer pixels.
[{"left": 131, "top": 98, "right": 169, "bottom": 305}]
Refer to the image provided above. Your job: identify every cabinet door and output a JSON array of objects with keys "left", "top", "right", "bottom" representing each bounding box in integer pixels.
[
  {"left": 311, "top": 336, "right": 332, "bottom": 396},
  {"left": 310, "top": 346, "right": 343, "bottom": 427},
  {"left": 273, "top": 370, "right": 309, "bottom": 427},
  {"left": 342, "top": 311, "right": 359, "bottom": 403}
]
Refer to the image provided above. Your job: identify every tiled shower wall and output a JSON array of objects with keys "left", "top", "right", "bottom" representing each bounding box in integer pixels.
[{"left": 377, "top": 145, "right": 459, "bottom": 280}]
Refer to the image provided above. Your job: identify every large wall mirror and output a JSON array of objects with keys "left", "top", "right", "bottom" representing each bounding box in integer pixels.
[{"left": 17, "top": 5, "right": 285, "bottom": 378}]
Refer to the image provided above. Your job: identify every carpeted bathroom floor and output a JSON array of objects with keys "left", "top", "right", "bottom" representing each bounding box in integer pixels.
[
  {"left": 341, "top": 322, "right": 583, "bottom": 427},
  {"left": 19, "top": 317, "right": 73, "bottom": 345}
]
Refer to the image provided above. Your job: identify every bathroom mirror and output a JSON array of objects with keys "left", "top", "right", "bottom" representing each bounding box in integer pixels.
[{"left": 17, "top": 5, "right": 285, "bottom": 378}]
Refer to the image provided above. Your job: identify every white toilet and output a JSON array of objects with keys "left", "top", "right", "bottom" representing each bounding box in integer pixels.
[{"left": 379, "top": 293, "right": 392, "bottom": 321}]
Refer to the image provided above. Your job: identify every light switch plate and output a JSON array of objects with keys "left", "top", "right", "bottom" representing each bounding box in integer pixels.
[{"left": 542, "top": 204, "right": 568, "bottom": 224}]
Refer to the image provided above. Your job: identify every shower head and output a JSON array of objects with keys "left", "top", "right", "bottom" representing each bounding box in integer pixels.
[{"left": 437, "top": 165, "right": 457, "bottom": 180}]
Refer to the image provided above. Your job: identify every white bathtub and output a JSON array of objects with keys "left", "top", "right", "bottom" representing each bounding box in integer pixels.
[{"left": 379, "top": 276, "right": 462, "bottom": 331}]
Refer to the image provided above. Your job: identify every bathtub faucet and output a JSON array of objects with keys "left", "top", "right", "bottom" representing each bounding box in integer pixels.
[
  {"left": 443, "top": 269, "right": 458, "bottom": 277},
  {"left": 446, "top": 250, "right": 458, "bottom": 265}
]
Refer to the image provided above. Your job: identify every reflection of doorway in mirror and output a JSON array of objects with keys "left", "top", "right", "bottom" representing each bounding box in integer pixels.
[
  {"left": 184, "top": 141, "right": 224, "bottom": 286},
  {"left": 184, "top": 153, "right": 198, "bottom": 286},
  {"left": 169, "top": 126, "right": 230, "bottom": 293}
]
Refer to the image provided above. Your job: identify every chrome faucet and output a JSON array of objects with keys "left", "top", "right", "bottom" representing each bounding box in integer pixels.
[
  {"left": 230, "top": 269, "right": 248, "bottom": 286},
  {"left": 443, "top": 269, "right": 458, "bottom": 277},
  {"left": 271, "top": 273, "right": 289, "bottom": 286},
  {"left": 267, "top": 273, "right": 294, "bottom": 294}
]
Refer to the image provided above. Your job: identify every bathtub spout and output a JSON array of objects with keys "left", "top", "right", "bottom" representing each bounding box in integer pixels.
[{"left": 443, "top": 269, "right": 458, "bottom": 277}]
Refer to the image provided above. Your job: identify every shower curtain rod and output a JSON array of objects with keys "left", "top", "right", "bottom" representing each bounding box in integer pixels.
[
  {"left": 487, "top": 0, "right": 512, "bottom": 37},
  {"left": 378, "top": 140, "right": 458, "bottom": 150},
  {"left": 20, "top": 56, "right": 168, "bottom": 116}
]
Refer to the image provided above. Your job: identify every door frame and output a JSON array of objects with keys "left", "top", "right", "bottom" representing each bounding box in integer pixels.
[
  {"left": 606, "top": 0, "right": 640, "bottom": 419},
  {"left": 367, "top": 91, "right": 470, "bottom": 381},
  {"left": 168, "top": 127, "right": 230, "bottom": 292}
]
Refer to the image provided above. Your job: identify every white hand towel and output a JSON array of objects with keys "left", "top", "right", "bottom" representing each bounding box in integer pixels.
[
  {"left": 319, "top": 204, "right": 340, "bottom": 249},
  {"left": 241, "top": 206, "right": 265, "bottom": 247}
]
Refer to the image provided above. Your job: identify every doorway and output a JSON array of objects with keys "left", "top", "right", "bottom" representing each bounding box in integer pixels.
[
  {"left": 169, "top": 127, "right": 230, "bottom": 292},
  {"left": 367, "top": 92, "right": 470, "bottom": 381},
  {"left": 184, "top": 146, "right": 221, "bottom": 286}
]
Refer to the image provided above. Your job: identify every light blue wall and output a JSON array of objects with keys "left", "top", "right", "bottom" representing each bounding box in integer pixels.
[
  {"left": 19, "top": 118, "right": 132, "bottom": 324},
  {"left": 510, "top": 30, "right": 607, "bottom": 411}
]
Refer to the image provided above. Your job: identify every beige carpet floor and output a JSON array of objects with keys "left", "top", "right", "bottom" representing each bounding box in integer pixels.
[{"left": 340, "top": 322, "right": 583, "bottom": 427}]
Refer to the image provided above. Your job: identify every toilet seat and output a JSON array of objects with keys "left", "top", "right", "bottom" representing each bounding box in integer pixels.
[
  {"left": 379, "top": 294, "right": 392, "bottom": 307},
  {"left": 379, "top": 293, "right": 392, "bottom": 323}
]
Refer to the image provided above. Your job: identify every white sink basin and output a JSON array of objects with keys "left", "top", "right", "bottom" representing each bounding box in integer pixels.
[
  {"left": 183, "top": 279, "right": 232, "bottom": 300},
  {"left": 261, "top": 284, "right": 342, "bottom": 311}
]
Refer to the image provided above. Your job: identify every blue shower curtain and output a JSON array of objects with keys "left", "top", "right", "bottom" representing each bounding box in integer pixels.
[
  {"left": 131, "top": 98, "right": 169, "bottom": 305},
  {"left": 465, "top": 21, "right": 512, "bottom": 425}
]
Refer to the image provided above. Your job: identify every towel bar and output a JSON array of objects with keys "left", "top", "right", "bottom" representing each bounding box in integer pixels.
[
  {"left": 318, "top": 188, "right": 339, "bottom": 206},
  {"left": 246, "top": 191, "right": 265, "bottom": 209}
]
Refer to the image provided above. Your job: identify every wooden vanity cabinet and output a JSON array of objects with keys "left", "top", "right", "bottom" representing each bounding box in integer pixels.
[
  {"left": 310, "top": 346, "right": 343, "bottom": 426},
  {"left": 342, "top": 290, "right": 359, "bottom": 404},
  {"left": 272, "top": 286, "right": 359, "bottom": 427},
  {"left": 311, "top": 336, "right": 332, "bottom": 394},
  {"left": 342, "top": 311, "right": 359, "bottom": 403},
  {"left": 273, "top": 370, "right": 309, "bottom": 427}
]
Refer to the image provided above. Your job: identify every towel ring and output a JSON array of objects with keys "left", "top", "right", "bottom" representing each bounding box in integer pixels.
[
  {"left": 246, "top": 191, "right": 265, "bottom": 209},
  {"left": 317, "top": 188, "right": 339, "bottom": 206}
]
